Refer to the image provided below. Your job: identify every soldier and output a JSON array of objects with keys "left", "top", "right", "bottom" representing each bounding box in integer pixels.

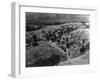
[{"left": 32, "top": 34, "right": 38, "bottom": 46}]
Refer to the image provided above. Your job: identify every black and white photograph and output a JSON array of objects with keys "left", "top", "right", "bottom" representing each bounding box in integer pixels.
[{"left": 26, "top": 12, "right": 90, "bottom": 67}]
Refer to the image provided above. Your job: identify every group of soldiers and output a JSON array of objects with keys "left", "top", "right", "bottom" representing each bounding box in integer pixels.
[
  {"left": 44, "top": 26, "right": 76, "bottom": 47},
  {"left": 26, "top": 23, "right": 89, "bottom": 58},
  {"left": 43, "top": 24, "right": 89, "bottom": 58}
]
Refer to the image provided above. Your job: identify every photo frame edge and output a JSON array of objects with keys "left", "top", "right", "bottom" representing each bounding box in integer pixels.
[{"left": 11, "top": 2, "right": 97, "bottom": 78}]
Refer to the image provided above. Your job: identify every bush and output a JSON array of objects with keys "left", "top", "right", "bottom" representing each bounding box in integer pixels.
[{"left": 33, "top": 54, "right": 61, "bottom": 66}]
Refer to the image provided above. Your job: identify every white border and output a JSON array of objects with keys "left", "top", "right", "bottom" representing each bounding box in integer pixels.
[{"left": 11, "top": 2, "right": 97, "bottom": 78}]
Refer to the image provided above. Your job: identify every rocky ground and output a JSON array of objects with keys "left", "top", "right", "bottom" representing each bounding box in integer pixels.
[{"left": 58, "top": 51, "right": 89, "bottom": 66}]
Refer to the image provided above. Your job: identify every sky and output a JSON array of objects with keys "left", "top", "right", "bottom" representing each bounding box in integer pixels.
[{"left": 26, "top": 12, "right": 89, "bottom": 25}]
